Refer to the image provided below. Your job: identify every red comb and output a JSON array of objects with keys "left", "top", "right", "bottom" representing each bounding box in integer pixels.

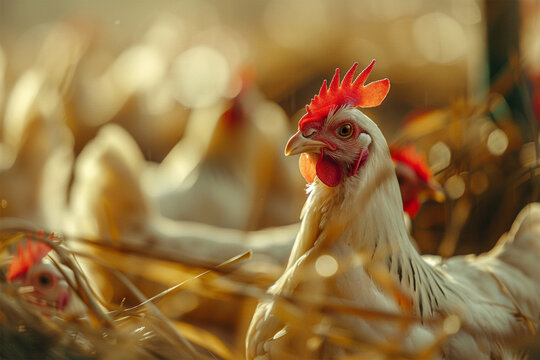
[
  {"left": 7, "top": 233, "right": 53, "bottom": 282},
  {"left": 390, "top": 145, "right": 432, "bottom": 182},
  {"left": 299, "top": 60, "right": 390, "bottom": 130}
]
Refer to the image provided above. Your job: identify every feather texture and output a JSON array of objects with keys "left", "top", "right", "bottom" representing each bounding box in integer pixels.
[{"left": 246, "top": 105, "right": 540, "bottom": 359}]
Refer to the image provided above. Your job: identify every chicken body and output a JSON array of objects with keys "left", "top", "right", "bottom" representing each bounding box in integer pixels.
[
  {"left": 142, "top": 84, "right": 303, "bottom": 230},
  {"left": 68, "top": 123, "right": 297, "bottom": 324},
  {"left": 0, "top": 69, "right": 74, "bottom": 230},
  {"left": 246, "top": 65, "right": 540, "bottom": 359},
  {"left": 69, "top": 124, "right": 298, "bottom": 265}
]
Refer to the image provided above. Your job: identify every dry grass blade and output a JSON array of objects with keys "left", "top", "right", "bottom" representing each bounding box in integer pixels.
[
  {"left": 67, "top": 233, "right": 257, "bottom": 275},
  {"left": 94, "top": 259, "right": 205, "bottom": 358},
  {"left": 118, "top": 250, "right": 251, "bottom": 314},
  {"left": 63, "top": 242, "right": 251, "bottom": 359},
  {"left": 172, "top": 321, "right": 236, "bottom": 360},
  {"left": 0, "top": 226, "right": 251, "bottom": 359}
]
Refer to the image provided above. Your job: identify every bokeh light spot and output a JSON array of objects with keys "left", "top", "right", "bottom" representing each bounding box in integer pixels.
[
  {"left": 172, "top": 46, "right": 229, "bottom": 109},
  {"left": 306, "top": 336, "right": 322, "bottom": 351},
  {"left": 520, "top": 142, "right": 537, "bottom": 167},
  {"left": 443, "top": 314, "right": 461, "bottom": 334},
  {"left": 429, "top": 141, "right": 451, "bottom": 173},
  {"left": 113, "top": 45, "right": 165, "bottom": 92},
  {"left": 413, "top": 12, "right": 466, "bottom": 63},
  {"left": 315, "top": 254, "right": 338, "bottom": 278},
  {"left": 486, "top": 128, "right": 508, "bottom": 156},
  {"left": 445, "top": 174, "right": 465, "bottom": 200}
]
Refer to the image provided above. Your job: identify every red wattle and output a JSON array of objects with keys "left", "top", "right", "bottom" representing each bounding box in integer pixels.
[
  {"left": 403, "top": 198, "right": 420, "bottom": 218},
  {"left": 57, "top": 291, "right": 70, "bottom": 310},
  {"left": 316, "top": 150, "right": 343, "bottom": 187},
  {"left": 348, "top": 148, "right": 369, "bottom": 177}
]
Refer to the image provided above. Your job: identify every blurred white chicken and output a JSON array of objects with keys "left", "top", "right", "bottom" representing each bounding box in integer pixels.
[
  {"left": 0, "top": 67, "right": 74, "bottom": 230},
  {"left": 68, "top": 124, "right": 298, "bottom": 269},
  {"left": 67, "top": 123, "right": 300, "bottom": 323},
  {"left": 72, "top": 16, "right": 189, "bottom": 159},
  {"left": 246, "top": 61, "right": 540, "bottom": 359},
  {"left": 142, "top": 75, "right": 304, "bottom": 230}
]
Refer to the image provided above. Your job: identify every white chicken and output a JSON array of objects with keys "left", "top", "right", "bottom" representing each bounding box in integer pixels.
[
  {"left": 68, "top": 124, "right": 298, "bottom": 270},
  {"left": 67, "top": 123, "right": 298, "bottom": 320},
  {"left": 142, "top": 78, "right": 304, "bottom": 230},
  {"left": 7, "top": 235, "right": 86, "bottom": 318},
  {"left": 0, "top": 68, "right": 74, "bottom": 230},
  {"left": 246, "top": 60, "right": 540, "bottom": 359}
]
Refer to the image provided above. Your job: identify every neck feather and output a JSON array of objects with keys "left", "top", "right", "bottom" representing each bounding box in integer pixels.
[{"left": 287, "top": 146, "right": 452, "bottom": 318}]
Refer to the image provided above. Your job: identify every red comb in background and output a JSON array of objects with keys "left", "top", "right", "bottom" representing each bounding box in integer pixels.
[
  {"left": 7, "top": 233, "right": 53, "bottom": 282},
  {"left": 390, "top": 145, "right": 432, "bottom": 182},
  {"left": 299, "top": 60, "right": 390, "bottom": 129},
  {"left": 221, "top": 66, "right": 256, "bottom": 129}
]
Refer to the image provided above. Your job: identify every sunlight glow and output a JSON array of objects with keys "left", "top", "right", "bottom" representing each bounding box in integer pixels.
[
  {"left": 315, "top": 255, "right": 339, "bottom": 278},
  {"left": 172, "top": 46, "right": 229, "bottom": 108}
]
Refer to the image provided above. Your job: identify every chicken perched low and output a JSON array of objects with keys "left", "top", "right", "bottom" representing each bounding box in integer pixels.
[
  {"left": 246, "top": 60, "right": 540, "bottom": 359},
  {"left": 7, "top": 234, "right": 86, "bottom": 318}
]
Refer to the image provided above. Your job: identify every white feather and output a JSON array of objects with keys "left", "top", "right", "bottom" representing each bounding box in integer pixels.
[{"left": 246, "top": 107, "right": 540, "bottom": 359}]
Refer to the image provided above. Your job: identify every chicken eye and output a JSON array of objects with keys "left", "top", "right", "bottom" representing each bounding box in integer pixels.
[
  {"left": 303, "top": 128, "right": 317, "bottom": 138},
  {"left": 337, "top": 124, "right": 353, "bottom": 138},
  {"left": 36, "top": 273, "right": 53, "bottom": 288}
]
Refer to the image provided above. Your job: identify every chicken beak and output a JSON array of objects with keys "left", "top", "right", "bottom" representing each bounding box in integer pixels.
[
  {"left": 423, "top": 179, "right": 446, "bottom": 203},
  {"left": 285, "top": 130, "right": 326, "bottom": 156}
]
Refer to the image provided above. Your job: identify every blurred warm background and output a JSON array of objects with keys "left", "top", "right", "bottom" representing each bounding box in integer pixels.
[{"left": 0, "top": 0, "right": 539, "bottom": 358}]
